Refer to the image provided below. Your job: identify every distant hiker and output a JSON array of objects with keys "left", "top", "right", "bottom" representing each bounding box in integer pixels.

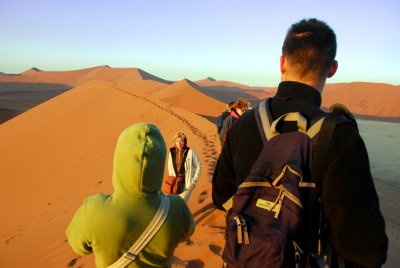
[
  {"left": 166, "top": 131, "right": 202, "bottom": 202},
  {"left": 219, "top": 98, "right": 250, "bottom": 145},
  {"left": 217, "top": 101, "right": 235, "bottom": 135},
  {"left": 66, "top": 123, "right": 195, "bottom": 268},
  {"left": 212, "top": 18, "right": 388, "bottom": 267}
]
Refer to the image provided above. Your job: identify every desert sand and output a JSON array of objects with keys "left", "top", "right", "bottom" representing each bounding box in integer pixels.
[{"left": 0, "top": 67, "right": 399, "bottom": 267}]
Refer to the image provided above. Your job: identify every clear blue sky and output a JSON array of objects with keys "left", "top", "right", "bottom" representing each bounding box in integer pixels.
[{"left": 1, "top": 0, "right": 399, "bottom": 86}]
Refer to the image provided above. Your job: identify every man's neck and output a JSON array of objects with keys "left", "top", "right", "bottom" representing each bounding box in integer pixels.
[{"left": 281, "top": 76, "right": 326, "bottom": 94}]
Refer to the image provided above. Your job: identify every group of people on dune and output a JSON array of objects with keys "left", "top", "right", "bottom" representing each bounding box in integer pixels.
[{"left": 66, "top": 18, "right": 388, "bottom": 268}]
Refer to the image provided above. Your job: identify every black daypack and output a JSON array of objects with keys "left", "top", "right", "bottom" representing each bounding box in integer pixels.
[
  {"left": 222, "top": 98, "right": 324, "bottom": 267},
  {"left": 222, "top": 99, "right": 357, "bottom": 267},
  {"left": 217, "top": 111, "right": 231, "bottom": 134},
  {"left": 217, "top": 114, "right": 224, "bottom": 134},
  {"left": 222, "top": 99, "right": 357, "bottom": 268}
]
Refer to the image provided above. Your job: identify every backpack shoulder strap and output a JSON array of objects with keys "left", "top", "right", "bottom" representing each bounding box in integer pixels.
[
  {"left": 311, "top": 113, "right": 340, "bottom": 183},
  {"left": 308, "top": 103, "right": 357, "bottom": 258},
  {"left": 312, "top": 103, "right": 358, "bottom": 183},
  {"left": 107, "top": 196, "right": 170, "bottom": 268},
  {"left": 255, "top": 98, "right": 274, "bottom": 142},
  {"left": 256, "top": 98, "right": 325, "bottom": 142}
]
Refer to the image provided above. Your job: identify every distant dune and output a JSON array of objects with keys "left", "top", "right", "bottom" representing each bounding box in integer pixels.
[
  {"left": 151, "top": 78, "right": 226, "bottom": 117},
  {"left": 17, "top": 65, "right": 171, "bottom": 86},
  {"left": 323, "top": 82, "right": 400, "bottom": 118},
  {"left": 0, "top": 66, "right": 172, "bottom": 124},
  {"left": 195, "top": 77, "right": 276, "bottom": 108},
  {"left": 1, "top": 67, "right": 398, "bottom": 125}
]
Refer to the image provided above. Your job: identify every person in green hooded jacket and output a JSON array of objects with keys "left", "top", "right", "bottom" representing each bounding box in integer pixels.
[{"left": 66, "top": 123, "right": 195, "bottom": 268}]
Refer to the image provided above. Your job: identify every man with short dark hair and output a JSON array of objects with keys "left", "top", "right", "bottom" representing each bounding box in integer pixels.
[{"left": 212, "top": 18, "right": 388, "bottom": 267}]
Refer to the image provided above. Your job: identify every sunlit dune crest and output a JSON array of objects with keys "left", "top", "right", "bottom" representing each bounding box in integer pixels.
[
  {"left": 1, "top": 66, "right": 399, "bottom": 119},
  {"left": 151, "top": 78, "right": 226, "bottom": 117},
  {"left": 21, "top": 67, "right": 42, "bottom": 75}
]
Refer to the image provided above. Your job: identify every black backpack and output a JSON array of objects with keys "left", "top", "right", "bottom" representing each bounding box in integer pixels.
[
  {"left": 217, "top": 111, "right": 230, "bottom": 134},
  {"left": 222, "top": 99, "right": 357, "bottom": 268}
]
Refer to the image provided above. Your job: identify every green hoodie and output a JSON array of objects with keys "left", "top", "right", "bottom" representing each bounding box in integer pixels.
[{"left": 66, "top": 123, "right": 195, "bottom": 268}]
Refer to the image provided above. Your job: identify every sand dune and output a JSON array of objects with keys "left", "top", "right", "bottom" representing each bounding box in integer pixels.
[
  {"left": 323, "top": 82, "right": 400, "bottom": 118},
  {"left": 18, "top": 66, "right": 171, "bottom": 86},
  {"left": 1, "top": 67, "right": 399, "bottom": 122},
  {"left": 0, "top": 108, "right": 23, "bottom": 124},
  {"left": 0, "top": 82, "right": 70, "bottom": 109},
  {"left": 151, "top": 78, "right": 226, "bottom": 118},
  {"left": 0, "top": 67, "right": 171, "bottom": 123},
  {"left": 2, "top": 66, "right": 171, "bottom": 96},
  {"left": 0, "top": 71, "right": 34, "bottom": 83},
  {"left": 195, "top": 77, "right": 266, "bottom": 91},
  {"left": 195, "top": 77, "right": 276, "bottom": 107},
  {"left": 0, "top": 82, "right": 71, "bottom": 123},
  {"left": 0, "top": 80, "right": 225, "bottom": 267}
]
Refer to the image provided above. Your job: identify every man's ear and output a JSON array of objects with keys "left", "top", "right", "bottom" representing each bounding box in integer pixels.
[
  {"left": 280, "top": 55, "right": 287, "bottom": 75},
  {"left": 327, "top": 60, "right": 338, "bottom": 78}
]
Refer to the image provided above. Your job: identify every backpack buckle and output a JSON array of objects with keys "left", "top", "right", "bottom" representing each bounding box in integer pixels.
[
  {"left": 293, "top": 241, "right": 304, "bottom": 262},
  {"left": 124, "top": 252, "right": 137, "bottom": 260}
]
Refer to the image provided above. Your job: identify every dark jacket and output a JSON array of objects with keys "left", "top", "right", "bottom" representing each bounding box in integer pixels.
[
  {"left": 219, "top": 110, "right": 240, "bottom": 144},
  {"left": 217, "top": 110, "right": 231, "bottom": 134},
  {"left": 212, "top": 81, "right": 388, "bottom": 267}
]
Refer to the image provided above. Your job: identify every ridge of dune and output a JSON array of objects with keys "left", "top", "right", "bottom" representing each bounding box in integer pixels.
[
  {"left": 151, "top": 78, "right": 226, "bottom": 117},
  {"left": 136, "top": 68, "right": 172, "bottom": 84},
  {"left": 0, "top": 80, "right": 225, "bottom": 267},
  {"left": 0, "top": 67, "right": 171, "bottom": 119},
  {"left": 196, "top": 77, "right": 216, "bottom": 84},
  {"left": 21, "top": 67, "right": 42, "bottom": 76},
  {"left": 194, "top": 78, "right": 275, "bottom": 108},
  {"left": 196, "top": 78, "right": 253, "bottom": 89},
  {"left": 20, "top": 65, "right": 108, "bottom": 82},
  {"left": 195, "top": 77, "right": 272, "bottom": 92},
  {"left": 114, "top": 69, "right": 173, "bottom": 94},
  {"left": 1, "top": 66, "right": 400, "bottom": 120},
  {"left": 1, "top": 66, "right": 170, "bottom": 88}
]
